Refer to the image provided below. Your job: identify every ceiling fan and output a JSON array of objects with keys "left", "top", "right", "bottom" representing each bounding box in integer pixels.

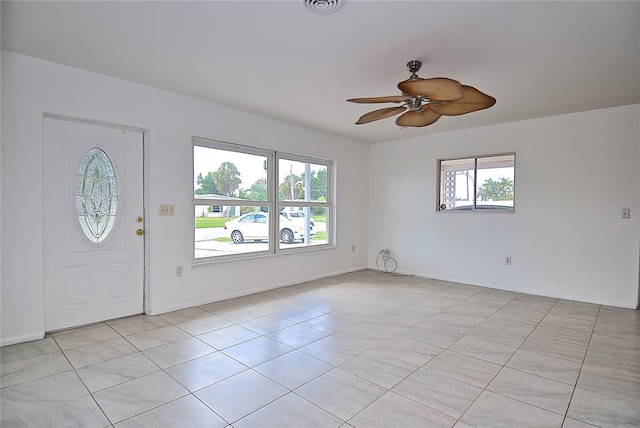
[{"left": 347, "top": 60, "right": 496, "bottom": 127}]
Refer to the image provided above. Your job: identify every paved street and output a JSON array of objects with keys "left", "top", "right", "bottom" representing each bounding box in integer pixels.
[{"left": 194, "top": 225, "right": 326, "bottom": 258}]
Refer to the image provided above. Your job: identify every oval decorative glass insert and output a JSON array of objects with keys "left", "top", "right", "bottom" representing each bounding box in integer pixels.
[{"left": 75, "top": 148, "right": 118, "bottom": 244}]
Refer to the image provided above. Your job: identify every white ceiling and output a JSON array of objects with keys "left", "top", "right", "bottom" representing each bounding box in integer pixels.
[{"left": 2, "top": 1, "right": 639, "bottom": 144}]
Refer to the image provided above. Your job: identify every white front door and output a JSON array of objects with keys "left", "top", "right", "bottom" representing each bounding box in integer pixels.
[{"left": 43, "top": 116, "right": 145, "bottom": 331}]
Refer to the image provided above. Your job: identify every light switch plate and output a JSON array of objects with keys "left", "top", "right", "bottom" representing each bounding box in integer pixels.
[{"left": 159, "top": 204, "right": 175, "bottom": 216}]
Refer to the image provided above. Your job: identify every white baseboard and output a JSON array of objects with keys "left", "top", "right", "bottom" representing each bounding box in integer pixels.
[
  {"left": 1, "top": 331, "right": 46, "bottom": 347},
  {"left": 148, "top": 265, "right": 368, "bottom": 316}
]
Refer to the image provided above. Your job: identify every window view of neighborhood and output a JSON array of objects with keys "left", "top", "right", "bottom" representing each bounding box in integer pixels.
[
  {"left": 438, "top": 154, "right": 515, "bottom": 211},
  {"left": 193, "top": 142, "right": 331, "bottom": 259}
]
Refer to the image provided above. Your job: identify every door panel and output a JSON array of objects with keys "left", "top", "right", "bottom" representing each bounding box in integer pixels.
[{"left": 43, "top": 117, "right": 144, "bottom": 331}]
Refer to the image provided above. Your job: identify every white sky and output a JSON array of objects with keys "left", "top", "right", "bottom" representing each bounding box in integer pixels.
[{"left": 193, "top": 146, "right": 266, "bottom": 190}]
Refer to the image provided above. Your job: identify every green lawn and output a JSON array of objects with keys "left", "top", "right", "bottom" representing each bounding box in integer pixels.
[
  {"left": 198, "top": 216, "right": 327, "bottom": 229},
  {"left": 199, "top": 215, "right": 327, "bottom": 244},
  {"left": 312, "top": 231, "right": 326, "bottom": 241},
  {"left": 214, "top": 230, "right": 326, "bottom": 243},
  {"left": 195, "top": 217, "right": 232, "bottom": 228}
]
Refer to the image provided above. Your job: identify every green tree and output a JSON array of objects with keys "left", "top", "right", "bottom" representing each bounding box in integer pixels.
[
  {"left": 309, "top": 169, "right": 327, "bottom": 201},
  {"left": 195, "top": 172, "right": 220, "bottom": 195},
  {"left": 212, "top": 162, "right": 242, "bottom": 198},
  {"left": 278, "top": 170, "right": 328, "bottom": 201},
  {"left": 247, "top": 178, "right": 267, "bottom": 201},
  {"left": 279, "top": 173, "right": 303, "bottom": 200},
  {"left": 478, "top": 177, "right": 513, "bottom": 201}
]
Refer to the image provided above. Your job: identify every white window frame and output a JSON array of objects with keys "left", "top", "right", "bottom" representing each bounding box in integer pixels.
[
  {"left": 437, "top": 153, "right": 516, "bottom": 212},
  {"left": 276, "top": 152, "right": 333, "bottom": 250},
  {"left": 192, "top": 137, "right": 334, "bottom": 262}
]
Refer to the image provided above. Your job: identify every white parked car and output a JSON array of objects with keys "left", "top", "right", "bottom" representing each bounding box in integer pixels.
[
  {"left": 224, "top": 212, "right": 311, "bottom": 244},
  {"left": 279, "top": 211, "right": 316, "bottom": 237}
]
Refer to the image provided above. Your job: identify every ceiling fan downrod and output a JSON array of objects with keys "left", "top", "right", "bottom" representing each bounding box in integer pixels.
[
  {"left": 406, "top": 60, "right": 426, "bottom": 110},
  {"left": 406, "top": 60, "right": 422, "bottom": 80}
]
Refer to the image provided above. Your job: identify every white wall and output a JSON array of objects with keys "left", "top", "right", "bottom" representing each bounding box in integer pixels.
[
  {"left": 369, "top": 105, "right": 640, "bottom": 308},
  {"left": 1, "top": 51, "right": 369, "bottom": 345}
]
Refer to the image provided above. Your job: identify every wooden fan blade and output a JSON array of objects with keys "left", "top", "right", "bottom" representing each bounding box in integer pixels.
[
  {"left": 429, "top": 86, "right": 496, "bottom": 116},
  {"left": 395, "top": 109, "right": 442, "bottom": 127},
  {"left": 398, "top": 78, "right": 465, "bottom": 101},
  {"left": 347, "top": 95, "right": 409, "bottom": 104},
  {"left": 355, "top": 106, "right": 406, "bottom": 124}
]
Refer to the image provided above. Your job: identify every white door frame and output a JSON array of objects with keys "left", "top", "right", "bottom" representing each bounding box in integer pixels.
[{"left": 42, "top": 112, "right": 151, "bottom": 325}]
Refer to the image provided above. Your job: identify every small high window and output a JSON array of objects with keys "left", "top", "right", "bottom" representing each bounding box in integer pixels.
[{"left": 438, "top": 153, "right": 515, "bottom": 212}]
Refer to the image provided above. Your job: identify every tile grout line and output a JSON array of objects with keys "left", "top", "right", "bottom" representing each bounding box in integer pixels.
[
  {"left": 456, "top": 298, "right": 560, "bottom": 425},
  {"left": 560, "top": 304, "right": 601, "bottom": 427},
  {"left": 3, "top": 273, "right": 637, "bottom": 427},
  {"left": 52, "top": 324, "right": 117, "bottom": 427}
]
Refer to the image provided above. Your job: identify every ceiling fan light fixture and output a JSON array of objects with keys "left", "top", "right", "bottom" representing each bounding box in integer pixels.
[
  {"left": 298, "top": 0, "right": 345, "bottom": 15},
  {"left": 407, "top": 97, "right": 423, "bottom": 111}
]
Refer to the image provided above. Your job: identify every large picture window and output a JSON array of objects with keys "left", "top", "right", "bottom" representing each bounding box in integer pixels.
[
  {"left": 193, "top": 138, "right": 333, "bottom": 260},
  {"left": 438, "top": 153, "right": 515, "bottom": 212}
]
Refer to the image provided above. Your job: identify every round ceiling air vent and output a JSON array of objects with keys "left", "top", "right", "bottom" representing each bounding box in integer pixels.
[{"left": 298, "top": 0, "right": 345, "bottom": 15}]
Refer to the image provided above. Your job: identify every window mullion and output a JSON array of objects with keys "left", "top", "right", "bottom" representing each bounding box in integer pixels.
[
  {"left": 473, "top": 158, "right": 478, "bottom": 210},
  {"left": 270, "top": 153, "right": 278, "bottom": 253}
]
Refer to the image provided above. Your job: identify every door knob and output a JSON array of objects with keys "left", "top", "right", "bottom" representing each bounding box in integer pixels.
[
  {"left": 136, "top": 216, "right": 143, "bottom": 223},
  {"left": 136, "top": 229, "right": 144, "bottom": 236}
]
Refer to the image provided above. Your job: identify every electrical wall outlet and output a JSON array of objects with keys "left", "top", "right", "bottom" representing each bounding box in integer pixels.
[
  {"left": 622, "top": 208, "right": 631, "bottom": 219},
  {"left": 352, "top": 245, "right": 356, "bottom": 252},
  {"left": 159, "top": 204, "right": 175, "bottom": 216},
  {"left": 505, "top": 256, "right": 512, "bottom": 265},
  {"left": 176, "top": 265, "right": 183, "bottom": 277}
]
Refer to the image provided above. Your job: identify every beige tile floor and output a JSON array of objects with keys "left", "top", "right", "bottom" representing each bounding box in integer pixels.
[{"left": 1, "top": 269, "right": 639, "bottom": 427}]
